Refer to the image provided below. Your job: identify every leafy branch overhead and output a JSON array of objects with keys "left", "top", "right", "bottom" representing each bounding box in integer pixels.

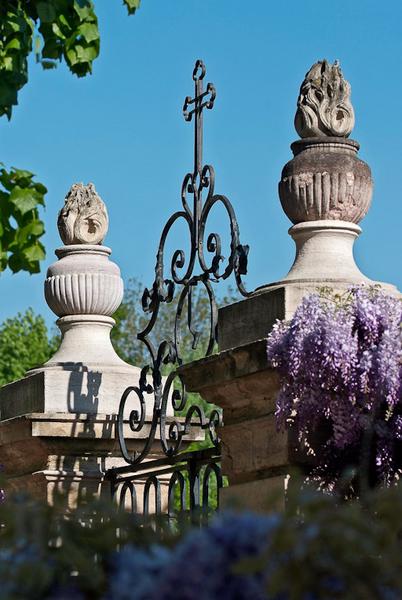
[
  {"left": 0, "top": 1, "right": 140, "bottom": 119},
  {"left": 0, "top": 164, "right": 46, "bottom": 274},
  {"left": 0, "top": 0, "right": 139, "bottom": 275}
]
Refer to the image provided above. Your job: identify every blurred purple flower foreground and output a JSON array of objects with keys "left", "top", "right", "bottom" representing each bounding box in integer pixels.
[
  {"left": 267, "top": 287, "right": 402, "bottom": 484},
  {"left": 108, "top": 513, "right": 278, "bottom": 600}
]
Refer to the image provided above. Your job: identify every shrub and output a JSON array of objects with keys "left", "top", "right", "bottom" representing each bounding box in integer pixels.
[{"left": 1, "top": 484, "right": 402, "bottom": 599}]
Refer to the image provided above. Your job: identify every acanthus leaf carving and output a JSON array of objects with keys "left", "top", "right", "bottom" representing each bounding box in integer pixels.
[
  {"left": 294, "top": 60, "right": 355, "bottom": 139},
  {"left": 58, "top": 182, "right": 109, "bottom": 245}
]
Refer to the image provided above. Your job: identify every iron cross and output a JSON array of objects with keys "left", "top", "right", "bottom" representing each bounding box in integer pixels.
[{"left": 183, "top": 60, "right": 216, "bottom": 178}]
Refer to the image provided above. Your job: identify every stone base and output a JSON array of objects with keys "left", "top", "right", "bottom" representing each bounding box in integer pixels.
[
  {"left": 220, "top": 476, "right": 288, "bottom": 512},
  {"left": 0, "top": 411, "right": 202, "bottom": 510},
  {"left": 219, "top": 279, "right": 399, "bottom": 351},
  {"left": 0, "top": 363, "right": 167, "bottom": 420},
  {"left": 219, "top": 218, "right": 399, "bottom": 351},
  {"left": 179, "top": 339, "right": 296, "bottom": 509}
]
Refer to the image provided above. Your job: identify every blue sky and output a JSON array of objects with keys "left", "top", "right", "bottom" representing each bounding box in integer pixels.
[{"left": 0, "top": 0, "right": 401, "bottom": 327}]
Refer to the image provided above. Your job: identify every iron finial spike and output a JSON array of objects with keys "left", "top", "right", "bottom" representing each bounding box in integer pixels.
[{"left": 193, "top": 59, "right": 206, "bottom": 81}]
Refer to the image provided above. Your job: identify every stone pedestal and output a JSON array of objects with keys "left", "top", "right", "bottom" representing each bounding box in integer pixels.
[
  {"left": 180, "top": 61, "right": 401, "bottom": 511},
  {"left": 0, "top": 365, "right": 201, "bottom": 509},
  {"left": 0, "top": 183, "right": 197, "bottom": 511},
  {"left": 179, "top": 340, "right": 292, "bottom": 511},
  {"left": 0, "top": 407, "right": 195, "bottom": 509}
]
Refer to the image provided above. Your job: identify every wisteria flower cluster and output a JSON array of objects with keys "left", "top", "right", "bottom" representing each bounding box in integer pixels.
[
  {"left": 2, "top": 485, "right": 402, "bottom": 599},
  {"left": 267, "top": 286, "right": 402, "bottom": 486}
]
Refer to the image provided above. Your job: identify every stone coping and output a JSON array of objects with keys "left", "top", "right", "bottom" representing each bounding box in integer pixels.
[
  {"left": 178, "top": 338, "right": 273, "bottom": 395},
  {"left": 0, "top": 411, "right": 204, "bottom": 442}
]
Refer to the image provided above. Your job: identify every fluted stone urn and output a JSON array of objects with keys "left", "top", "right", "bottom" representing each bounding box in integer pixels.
[
  {"left": 279, "top": 137, "right": 372, "bottom": 224},
  {"left": 45, "top": 245, "right": 123, "bottom": 317}
]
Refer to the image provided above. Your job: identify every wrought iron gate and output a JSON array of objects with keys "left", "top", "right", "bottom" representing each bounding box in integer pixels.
[{"left": 107, "top": 60, "right": 250, "bottom": 520}]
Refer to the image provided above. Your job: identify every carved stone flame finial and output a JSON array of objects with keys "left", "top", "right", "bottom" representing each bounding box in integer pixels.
[
  {"left": 58, "top": 183, "right": 109, "bottom": 245},
  {"left": 294, "top": 60, "right": 355, "bottom": 138}
]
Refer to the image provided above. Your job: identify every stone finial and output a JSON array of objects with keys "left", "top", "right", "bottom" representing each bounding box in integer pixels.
[
  {"left": 57, "top": 183, "right": 109, "bottom": 245},
  {"left": 44, "top": 182, "right": 124, "bottom": 367},
  {"left": 274, "top": 60, "right": 381, "bottom": 290},
  {"left": 294, "top": 60, "right": 355, "bottom": 138}
]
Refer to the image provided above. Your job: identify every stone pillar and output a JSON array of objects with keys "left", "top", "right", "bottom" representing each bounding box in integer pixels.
[
  {"left": 0, "top": 184, "right": 172, "bottom": 508},
  {"left": 179, "top": 60, "right": 400, "bottom": 510}
]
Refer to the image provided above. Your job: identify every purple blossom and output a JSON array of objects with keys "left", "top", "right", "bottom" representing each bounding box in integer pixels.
[
  {"left": 267, "top": 287, "right": 402, "bottom": 485},
  {"left": 107, "top": 512, "right": 279, "bottom": 600}
]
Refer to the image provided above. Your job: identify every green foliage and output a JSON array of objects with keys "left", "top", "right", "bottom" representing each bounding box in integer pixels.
[
  {"left": 36, "top": 0, "right": 100, "bottom": 78},
  {"left": 112, "top": 277, "right": 239, "bottom": 368},
  {"left": 238, "top": 480, "right": 402, "bottom": 599},
  {"left": 0, "top": 164, "right": 46, "bottom": 274},
  {"left": 0, "top": 2, "right": 34, "bottom": 119},
  {"left": 0, "top": 308, "right": 59, "bottom": 385},
  {"left": 0, "top": 0, "right": 141, "bottom": 119},
  {"left": 123, "top": 0, "right": 141, "bottom": 15},
  {"left": 0, "top": 1, "right": 139, "bottom": 274},
  {"left": 0, "top": 1, "right": 100, "bottom": 119}
]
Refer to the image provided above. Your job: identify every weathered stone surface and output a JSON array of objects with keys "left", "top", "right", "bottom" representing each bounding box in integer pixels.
[
  {"left": 0, "top": 411, "right": 202, "bottom": 508},
  {"left": 218, "top": 262, "right": 398, "bottom": 353},
  {"left": 0, "top": 365, "right": 155, "bottom": 417},
  {"left": 45, "top": 246, "right": 123, "bottom": 318},
  {"left": 42, "top": 186, "right": 134, "bottom": 379},
  {"left": 283, "top": 220, "right": 368, "bottom": 282},
  {"left": 179, "top": 340, "right": 288, "bottom": 482},
  {"left": 279, "top": 138, "right": 372, "bottom": 224},
  {"left": 58, "top": 183, "right": 109, "bottom": 245},
  {"left": 179, "top": 339, "right": 276, "bottom": 406},
  {"left": 294, "top": 60, "right": 354, "bottom": 139},
  {"left": 218, "top": 283, "right": 353, "bottom": 351},
  {"left": 220, "top": 476, "right": 288, "bottom": 512},
  {"left": 221, "top": 415, "right": 289, "bottom": 483}
]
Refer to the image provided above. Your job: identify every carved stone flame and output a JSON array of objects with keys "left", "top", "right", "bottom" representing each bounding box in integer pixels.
[
  {"left": 58, "top": 183, "right": 109, "bottom": 245},
  {"left": 294, "top": 60, "right": 355, "bottom": 138}
]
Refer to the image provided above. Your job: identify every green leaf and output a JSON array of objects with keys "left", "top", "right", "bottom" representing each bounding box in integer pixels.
[
  {"left": 9, "top": 187, "right": 40, "bottom": 214},
  {"left": 36, "top": 2, "right": 57, "bottom": 23},
  {"left": 123, "top": 0, "right": 141, "bottom": 15},
  {"left": 75, "top": 43, "right": 98, "bottom": 63},
  {"left": 33, "top": 182, "right": 48, "bottom": 195},
  {"left": 0, "top": 251, "right": 7, "bottom": 271},
  {"left": 77, "top": 23, "right": 99, "bottom": 44},
  {"left": 23, "top": 243, "right": 46, "bottom": 262},
  {"left": 66, "top": 48, "right": 78, "bottom": 66},
  {"left": 51, "top": 22, "right": 67, "bottom": 40},
  {"left": 5, "top": 38, "right": 22, "bottom": 52},
  {"left": 12, "top": 168, "right": 34, "bottom": 180},
  {"left": 58, "top": 14, "right": 71, "bottom": 29},
  {"left": 74, "top": 1, "right": 93, "bottom": 19},
  {"left": 8, "top": 252, "right": 23, "bottom": 273},
  {"left": 16, "top": 220, "right": 45, "bottom": 244},
  {"left": 41, "top": 60, "right": 58, "bottom": 70}
]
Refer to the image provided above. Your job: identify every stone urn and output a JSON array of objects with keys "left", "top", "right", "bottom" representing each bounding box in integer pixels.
[
  {"left": 42, "top": 183, "right": 126, "bottom": 367},
  {"left": 271, "top": 59, "right": 382, "bottom": 287},
  {"left": 45, "top": 245, "right": 123, "bottom": 317},
  {"left": 279, "top": 137, "right": 372, "bottom": 224}
]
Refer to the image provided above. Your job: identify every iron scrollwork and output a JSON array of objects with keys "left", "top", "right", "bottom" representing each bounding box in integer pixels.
[
  {"left": 116, "top": 59, "right": 250, "bottom": 467},
  {"left": 109, "top": 448, "right": 223, "bottom": 522}
]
